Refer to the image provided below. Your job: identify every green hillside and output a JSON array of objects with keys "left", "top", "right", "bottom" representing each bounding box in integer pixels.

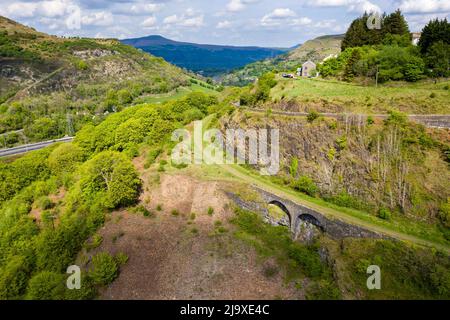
[
  {"left": 270, "top": 77, "right": 450, "bottom": 114},
  {"left": 0, "top": 16, "right": 192, "bottom": 146}
]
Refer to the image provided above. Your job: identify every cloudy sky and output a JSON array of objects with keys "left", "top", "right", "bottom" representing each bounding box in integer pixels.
[{"left": 0, "top": 0, "right": 449, "bottom": 47}]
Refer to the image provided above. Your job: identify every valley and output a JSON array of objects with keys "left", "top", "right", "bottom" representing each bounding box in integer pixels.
[
  {"left": 122, "top": 35, "right": 288, "bottom": 78},
  {"left": 0, "top": 10, "right": 449, "bottom": 302}
]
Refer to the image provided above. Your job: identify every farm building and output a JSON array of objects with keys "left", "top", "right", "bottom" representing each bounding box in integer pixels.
[{"left": 301, "top": 61, "right": 316, "bottom": 77}]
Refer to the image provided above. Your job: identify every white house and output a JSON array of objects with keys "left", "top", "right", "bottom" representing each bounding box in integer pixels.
[{"left": 301, "top": 61, "right": 316, "bottom": 77}]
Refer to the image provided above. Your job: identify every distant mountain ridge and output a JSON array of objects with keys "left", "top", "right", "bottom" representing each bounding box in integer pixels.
[{"left": 121, "top": 35, "right": 289, "bottom": 77}]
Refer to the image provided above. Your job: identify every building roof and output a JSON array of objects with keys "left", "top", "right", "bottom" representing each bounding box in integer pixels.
[{"left": 302, "top": 60, "right": 316, "bottom": 67}]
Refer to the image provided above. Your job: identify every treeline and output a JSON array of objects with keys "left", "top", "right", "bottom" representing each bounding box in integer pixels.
[
  {"left": 319, "top": 11, "right": 449, "bottom": 82},
  {"left": 0, "top": 92, "right": 225, "bottom": 299},
  {"left": 341, "top": 10, "right": 411, "bottom": 51}
]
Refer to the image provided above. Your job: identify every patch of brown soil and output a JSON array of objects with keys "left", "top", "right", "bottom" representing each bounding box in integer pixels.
[
  {"left": 29, "top": 187, "right": 66, "bottom": 224},
  {"left": 86, "top": 174, "right": 302, "bottom": 300}
]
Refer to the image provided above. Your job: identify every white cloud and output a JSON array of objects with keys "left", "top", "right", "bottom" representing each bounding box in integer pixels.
[
  {"left": 227, "top": 0, "right": 245, "bottom": 12},
  {"left": 226, "top": 0, "right": 260, "bottom": 13},
  {"left": 185, "top": 8, "right": 196, "bottom": 17},
  {"left": 181, "top": 15, "right": 204, "bottom": 27},
  {"left": 81, "top": 11, "right": 114, "bottom": 27},
  {"left": 216, "top": 20, "right": 232, "bottom": 29},
  {"left": 2, "top": 0, "right": 78, "bottom": 19},
  {"left": 314, "top": 19, "right": 345, "bottom": 32},
  {"left": 163, "top": 9, "right": 204, "bottom": 28},
  {"left": 141, "top": 16, "right": 157, "bottom": 28},
  {"left": 113, "top": 3, "right": 162, "bottom": 16},
  {"left": 37, "top": 0, "right": 67, "bottom": 18},
  {"left": 309, "top": 0, "right": 381, "bottom": 13},
  {"left": 4, "top": 2, "right": 38, "bottom": 18},
  {"left": 268, "top": 8, "right": 297, "bottom": 19},
  {"left": 400, "top": 0, "right": 450, "bottom": 14},
  {"left": 261, "top": 8, "right": 311, "bottom": 27}
]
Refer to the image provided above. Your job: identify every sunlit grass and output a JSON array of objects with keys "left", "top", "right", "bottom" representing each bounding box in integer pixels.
[{"left": 271, "top": 77, "right": 450, "bottom": 114}]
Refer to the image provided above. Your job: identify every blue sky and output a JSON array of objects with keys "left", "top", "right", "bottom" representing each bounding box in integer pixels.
[{"left": 0, "top": 0, "right": 449, "bottom": 47}]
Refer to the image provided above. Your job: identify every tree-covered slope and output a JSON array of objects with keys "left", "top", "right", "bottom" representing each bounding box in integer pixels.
[{"left": 0, "top": 16, "right": 191, "bottom": 145}]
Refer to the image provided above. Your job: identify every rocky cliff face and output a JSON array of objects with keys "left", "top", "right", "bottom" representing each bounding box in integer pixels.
[{"left": 220, "top": 110, "right": 450, "bottom": 222}]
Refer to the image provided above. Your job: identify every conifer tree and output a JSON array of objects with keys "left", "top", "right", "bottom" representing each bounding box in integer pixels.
[
  {"left": 418, "top": 18, "right": 450, "bottom": 55},
  {"left": 341, "top": 12, "right": 384, "bottom": 50},
  {"left": 383, "top": 9, "right": 410, "bottom": 38},
  {"left": 342, "top": 49, "right": 361, "bottom": 81}
]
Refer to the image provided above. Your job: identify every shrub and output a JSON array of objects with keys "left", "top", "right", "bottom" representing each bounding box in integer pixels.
[
  {"left": 336, "top": 136, "right": 347, "bottom": 150},
  {"left": 35, "top": 216, "right": 88, "bottom": 272},
  {"left": 326, "top": 192, "right": 373, "bottom": 212},
  {"left": 76, "top": 60, "right": 88, "bottom": 70},
  {"left": 144, "top": 147, "right": 162, "bottom": 168},
  {"left": 0, "top": 255, "right": 30, "bottom": 299},
  {"left": 36, "top": 196, "right": 53, "bottom": 210},
  {"left": 114, "top": 253, "right": 129, "bottom": 267},
  {"left": 307, "top": 111, "right": 320, "bottom": 123},
  {"left": 64, "top": 274, "right": 96, "bottom": 300},
  {"left": 26, "top": 271, "right": 65, "bottom": 300},
  {"left": 207, "top": 207, "right": 214, "bottom": 216},
  {"left": 438, "top": 199, "right": 450, "bottom": 228},
  {"left": 292, "top": 176, "right": 318, "bottom": 197},
  {"left": 48, "top": 143, "right": 84, "bottom": 177},
  {"left": 90, "top": 252, "right": 118, "bottom": 286},
  {"left": 378, "top": 207, "right": 392, "bottom": 220},
  {"left": 306, "top": 280, "right": 341, "bottom": 300},
  {"left": 430, "top": 264, "right": 450, "bottom": 297},
  {"left": 182, "top": 108, "right": 205, "bottom": 124},
  {"left": 289, "top": 157, "right": 298, "bottom": 178},
  {"left": 84, "top": 234, "right": 103, "bottom": 251},
  {"left": 117, "top": 89, "right": 132, "bottom": 105},
  {"left": 288, "top": 244, "right": 325, "bottom": 278},
  {"left": 132, "top": 205, "right": 153, "bottom": 218},
  {"left": 79, "top": 151, "right": 141, "bottom": 209}
]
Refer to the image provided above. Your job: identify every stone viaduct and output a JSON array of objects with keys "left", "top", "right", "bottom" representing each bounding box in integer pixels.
[{"left": 227, "top": 186, "right": 387, "bottom": 240}]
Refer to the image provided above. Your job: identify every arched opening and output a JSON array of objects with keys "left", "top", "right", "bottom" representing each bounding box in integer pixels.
[
  {"left": 297, "top": 214, "right": 323, "bottom": 230},
  {"left": 267, "top": 200, "right": 291, "bottom": 227},
  {"left": 294, "top": 214, "right": 324, "bottom": 243}
]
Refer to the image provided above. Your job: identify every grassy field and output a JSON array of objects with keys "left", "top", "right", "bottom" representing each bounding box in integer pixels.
[
  {"left": 134, "top": 83, "right": 219, "bottom": 104},
  {"left": 271, "top": 77, "right": 450, "bottom": 114}
]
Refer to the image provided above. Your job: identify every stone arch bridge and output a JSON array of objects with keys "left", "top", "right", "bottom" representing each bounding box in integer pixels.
[{"left": 228, "top": 187, "right": 386, "bottom": 240}]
